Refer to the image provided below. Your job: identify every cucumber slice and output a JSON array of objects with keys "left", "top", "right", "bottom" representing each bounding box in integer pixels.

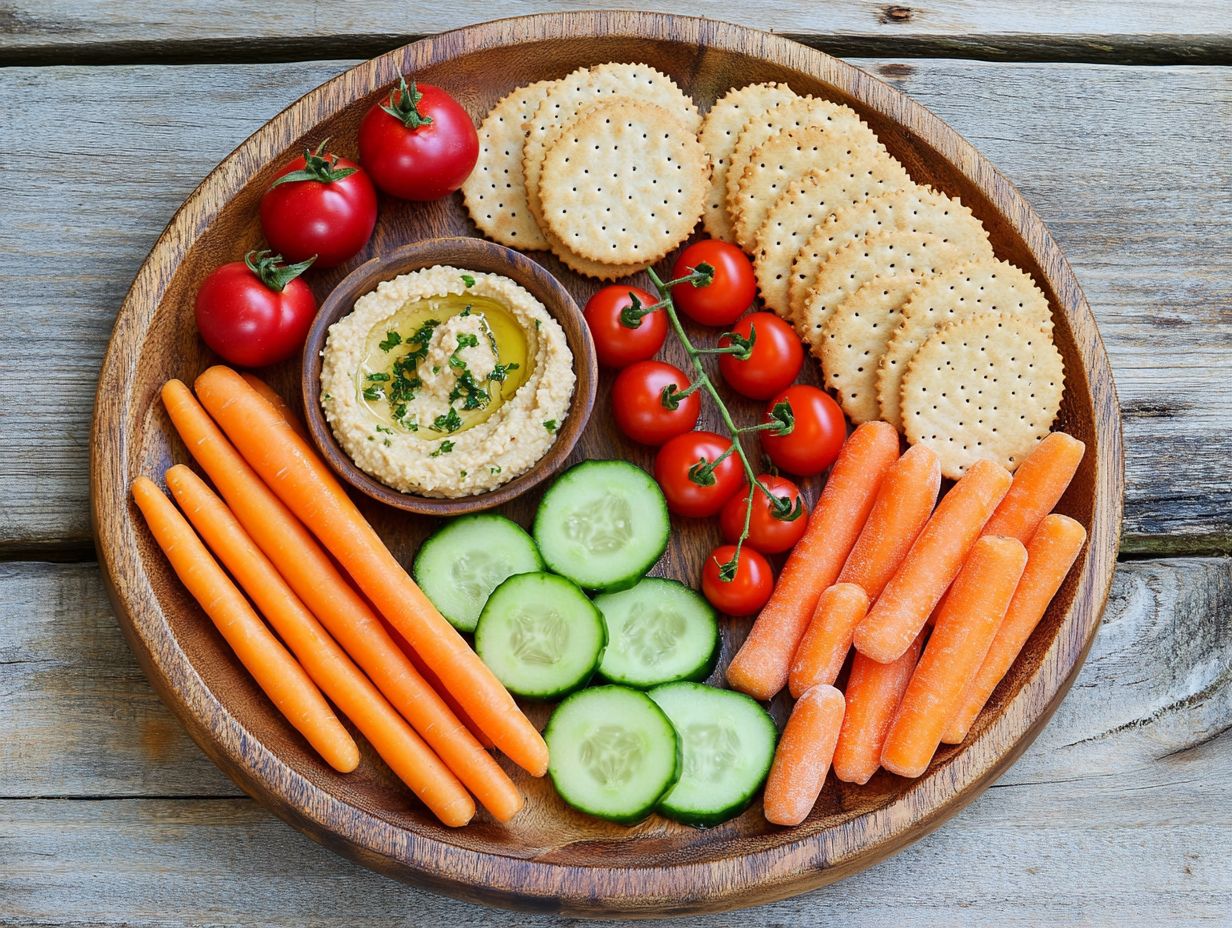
[
  {"left": 595, "top": 578, "right": 718, "bottom": 689},
  {"left": 648, "top": 682, "right": 778, "bottom": 827},
  {"left": 546, "top": 685, "right": 681, "bottom": 824},
  {"left": 533, "top": 460, "right": 669, "bottom": 592},
  {"left": 474, "top": 572, "right": 606, "bottom": 699},
  {"left": 412, "top": 514, "right": 544, "bottom": 633}
]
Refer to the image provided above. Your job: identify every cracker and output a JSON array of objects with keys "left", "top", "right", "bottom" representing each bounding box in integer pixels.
[
  {"left": 539, "top": 101, "right": 709, "bottom": 266},
  {"left": 699, "top": 82, "right": 797, "bottom": 243},
  {"left": 900, "top": 313, "right": 1064, "bottom": 479},
  {"left": 788, "top": 185, "right": 992, "bottom": 322},
  {"left": 752, "top": 161, "right": 911, "bottom": 319},
  {"left": 461, "top": 80, "right": 556, "bottom": 249},
  {"left": 819, "top": 275, "right": 922, "bottom": 423},
  {"left": 878, "top": 258, "right": 1052, "bottom": 429}
]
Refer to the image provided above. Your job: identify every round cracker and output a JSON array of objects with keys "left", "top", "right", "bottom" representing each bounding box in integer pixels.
[
  {"left": 699, "top": 82, "right": 797, "bottom": 243},
  {"left": 901, "top": 313, "right": 1064, "bottom": 479},
  {"left": 878, "top": 258, "right": 1052, "bottom": 429}
]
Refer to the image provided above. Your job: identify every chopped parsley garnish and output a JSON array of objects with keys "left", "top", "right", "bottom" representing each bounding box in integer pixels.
[
  {"left": 378, "top": 331, "right": 401, "bottom": 352},
  {"left": 375, "top": 425, "right": 393, "bottom": 434},
  {"left": 543, "top": 419, "right": 558, "bottom": 434},
  {"left": 383, "top": 438, "right": 392, "bottom": 447},
  {"left": 431, "top": 407, "right": 463, "bottom": 433},
  {"left": 322, "top": 392, "right": 332, "bottom": 401},
  {"left": 366, "top": 372, "right": 390, "bottom": 382},
  {"left": 490, "top": 465, "right": 502, "bottom": 475},
  {"left": 489, "top": 361, "right": 519, "bottom": 383},
  {"left": 430, "top": 440, "right": 455, "bottom": 457},
  {"left": 461, "top": 274, "right": 475, "bottom": 288},
  {"left": 455, "top": 333, "right": 479, "bottom": 349},
  {"left": 449, "top": 369, "right": 491, "bottom": 410},
  {"left": 432, "top": 364, "right": 440, "bottom": 374},
  {"left": 459, "top": 470, "right": 468, "bottom": 479},
  {"left": 362, "top": 385, "right": 384, "bottom": 401}
]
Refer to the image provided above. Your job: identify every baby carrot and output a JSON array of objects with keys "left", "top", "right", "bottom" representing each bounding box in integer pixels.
[
  {"left": 982, "top": 432, "right": 1085, "bottom": 543},
  {"left": 788, "top": 583, "right": 870, "bottom": 698},
  {"left": 239, "top": 372, "right": 309, "bottom": 440},
  {"left": 165, "top": 465, "right": 478, "bottom": 826},
  {"left": 880, "top": 535, "right": 1028, "bottom": 778},
  {"left": 130, "top": 476, "right": 360, "bottom": 775},
  {"left": 832, "top": 629, "right": 925, "bottom": 785},
  {"left": 727, "top": 421, "right": 899, "bottom": 701},
  {"left": 853, "top": 459, "right": 1013, "bottom": 664},
  {"left": 762, "top": 684, "right": 845, "bottom": 826},
  {"left": 943, "top": 514, "right": 1087, "bottom": 744},
  {"left": 193, "top": 365, "right": 549, "bottom": 778},
  {"left": 838, "top": 443, "right": 941, "bottom": 599}
]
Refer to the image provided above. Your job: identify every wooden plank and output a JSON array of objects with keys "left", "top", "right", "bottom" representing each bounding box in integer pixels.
[
  {"left": 0, "top": 60, "right": 1228, "bottom": 552},
  {"left": 1, "top": 556, "right": 1228, "bottom": 922}
]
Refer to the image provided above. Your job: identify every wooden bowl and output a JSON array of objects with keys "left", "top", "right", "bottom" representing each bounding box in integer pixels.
[
  {"left": 90, "top": 10, "right": 1123, "bottom": 917},
  {"left": 300, "top": 237, "right": 597, "bottom": 516}
]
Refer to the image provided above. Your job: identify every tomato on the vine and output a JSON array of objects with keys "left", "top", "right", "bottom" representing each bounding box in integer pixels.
[
  {"left": 670, "top": 239, "right": 756, "bottom": 326},
  {"left": 583, "top": 285, "right": 666, "bottom": 368},
  {"left": 719, "top": 475, "right": 809, "bottom": 554},
  {"left": 717, "top": 311, "right": 804, "bottom": 400},
  {"left": 701, "top": 545, "right": 774, "bottom": 615},
  {"left": 611, "top": 361, "right": 700, "bottom": 446},
  {"left": 653, "top": 430, "right": 745, "bottom": 518},
  {"left": 759, "top": 384, "right": 847, "bottom": 476},
  {"left": 358, "top": 77, "right": 478, "bottom": 200}
]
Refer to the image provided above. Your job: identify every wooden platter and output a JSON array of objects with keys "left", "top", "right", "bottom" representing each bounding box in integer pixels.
[{"left": 91, "top": 10, "right": 1123, "bottom": 917}]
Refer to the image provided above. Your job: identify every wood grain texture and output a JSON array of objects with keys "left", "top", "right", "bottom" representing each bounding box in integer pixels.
[{"left": 3, "top": 557, "right": 1228, "bottom": 923}]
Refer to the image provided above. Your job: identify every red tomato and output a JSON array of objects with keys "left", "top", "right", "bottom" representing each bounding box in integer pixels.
[
  {"left": 583, "top": 286, "right": 666, "bottom": 368},
  {"left": 195, "top": 250, "right": 317, "bottom": 368},
  {"left": 611, "top": 361, "right": 700, "bottom": 446},
  {"left": 701, "top": 545, "right": 774, "bottom": 616},
  {"left": 759, "top": 385, "right": 847, "bottom": 476},
  {"left": 358, "top": 78, "right": 478, "bottom": 200},
  {"left": 258, "top": 142, "right": 377, "bottom": 268},
  {"left": 653, "top": 431, "right": 745, "bottom": 518},
  {"left": 670, "top": 239, "right": 757, "bottom": 326},
  {"left": 719, "top": 475, "right": 809, "bottom": 554},
  {"left": 717, "top": 312, "right": 805, "bottom": 400}
]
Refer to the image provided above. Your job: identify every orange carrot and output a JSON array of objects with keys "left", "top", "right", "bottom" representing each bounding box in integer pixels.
[
  {"left": 837, "top": 443, "right": 941, "bottom": 599},
  {"left": 833, "top": 630, "right": 925, "bottom": 785},
  {"left": 788, "top": 583, "right": 870, "bottom": 698},
  {"left": 192, "top": 365, "right": 549, "bottom": 778},
  {"left": 762, "top": 684, "right": 845, "bottom": 826},
  {"left": 240, "top": 372, "right": 309, "bottom": 440},
  {"left": 943, "top": 514, "right": 1087, "bottom": 744},
  {"left": 130, "top": 476, "right": 360, "bottom": 775},
  {"left": 160, "top": 379, "right": 524, "bottom": 820},
  {"left": 853, "top": 459, "right": 1013, "bottom": 664},
  {"left": 165, "top": 464, "right": 478, "bottom": 826},
  {"left": 982, "top": 432, "right": 1085, "bottom": 542},
  {"left": 727, "top": 421, "right": 900, "bottom": 701},
  {"left": 880, "top": 535, "right": 1028, "bottom": 778}
]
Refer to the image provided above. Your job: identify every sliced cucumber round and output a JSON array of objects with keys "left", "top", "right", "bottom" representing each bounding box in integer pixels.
[
  {"left": 412, "top": 514, "right": 544, "bottom": 633},
  {"left": 533, "top": 460, "right": 669, "bottom": 592},
  {"left": 546, "top": 685, "right": 681, "bottom": 824},
  {"left": 474, "top": 572, "right": 606, "bottom": 699},
  {"left": 595, "top": 578, "right": 718, "bottom": 689},
  {"left": 648, "top": 682, "right": 778, "bottom": 827}
]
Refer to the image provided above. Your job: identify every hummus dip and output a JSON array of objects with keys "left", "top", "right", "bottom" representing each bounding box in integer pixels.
[{"left": 320, "top": 265, "right": 575, "bottom": 497}]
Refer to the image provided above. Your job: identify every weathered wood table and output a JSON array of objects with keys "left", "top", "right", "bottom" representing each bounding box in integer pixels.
[{"left": 2, "top": 4, "right": 1229, "bottom": 924}]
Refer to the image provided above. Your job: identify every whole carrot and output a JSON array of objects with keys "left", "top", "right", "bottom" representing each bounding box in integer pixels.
[
  {"left": 131, "top": 476, "right": 360, "bottom": 775},
  {"left": 943, "top": 514, "right": 1087, "bottom": 744},
  {"left": 788, "top": 583, "right": 870, "bottom": 698},
  {"left": 853, "top": 459, "right": 1013, "bottom": 664},
  {"left": 880, "top": 535, "right": 1028, "bottom": 778},
  {"left": 727, "top": 421, "right": 900, "bottom": 701},
  {"left": 763, "top": 684, "right": 845, "bottom": 826},
  {"left": 982, "top": 432, "right": 1085, "bottom": 542}
]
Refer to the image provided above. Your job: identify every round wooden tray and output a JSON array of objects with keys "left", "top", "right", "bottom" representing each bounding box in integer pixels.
[{"left": 91, "top": 11, "right": 1123, "bottom": 917}]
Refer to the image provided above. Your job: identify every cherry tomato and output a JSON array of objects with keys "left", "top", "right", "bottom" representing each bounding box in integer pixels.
[
  {"left": 670, "top": 239, "right": 757, "bottom": 326},
  {"left": 358, "top": 78, "right": 478, "bottom": 200},
  {"left": 653, "top": 431, "right": 745, "bottom": 518},
  {"left": 760, "top": 385, "right": 847, "bottom": 476},
  {"left": 195, "top": 250, "right": 317, "bottom": 368},
  {"left": 583, "top": 285, "right": 666, "bottom": 368},
  {"left": 258, "top": 141, "right": 377, "bottom": 268},
  {"left": 719, "top": 475, "right": 809, "bottom": 554},
  {"left": 717, "top": 311, "right": 805, "bottom": 400},
  {"left": 611, "top": 361, "right": 700, "bottom": 446},
  {"left": 701, "top": 545, "right": 774, "bottom": 616}
]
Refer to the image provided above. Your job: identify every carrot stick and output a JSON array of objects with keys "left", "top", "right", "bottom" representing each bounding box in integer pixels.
[
  {"left": 880, "top": 535, "right": 1028, "bottom": 778},
  {"left": 161, "top": 380, "right": 524, "bottom": 820},
  {"left": 982, "top": 432, "right": 1085, "bottom": 542},
  {"left": 762, "top": 684, "right": 845, "bottom": 826},
  {"left": 853, "top": 459, "right": 1013, "bottom": 664},
  {"left": 165, "top": 464, "right": 477, "bottom": 827},
  {"left": 192, "top": 365, "right": 549, "bottom": 778},
  {"left": 727, "top": 421, "right": 900, "bottom": 701},
  {"left": 788, "top": 583, "right": 870, "bottom": 698},
  {"left": 837, "top": 443, "right": 941, "bottom": 600},
  {"left": 130, "top": 476, "right": 360, "bottom": 775},
  {"left": 833, "top": 630, "right": 925, "bottom": 785},
  {"left": 240, "top": 372, "right": 309, "bottom": 440},
  {"left": 943, "top": 514, "right": 1087, "bottom": 744}
]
